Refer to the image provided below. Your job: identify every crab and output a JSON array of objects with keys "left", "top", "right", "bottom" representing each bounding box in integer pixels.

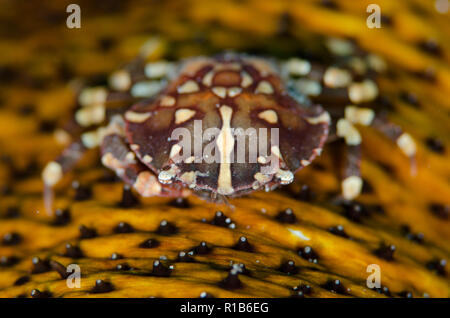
[{"left": 42, "top": 45, "right": 416, "bottom": 215}]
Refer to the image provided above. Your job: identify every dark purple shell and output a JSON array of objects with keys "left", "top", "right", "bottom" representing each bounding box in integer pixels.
[{"left": 125, "top": 55, "right": 329, "bottom": 197}]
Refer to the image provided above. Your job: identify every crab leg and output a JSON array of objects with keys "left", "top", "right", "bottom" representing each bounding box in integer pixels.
[
  {"left": 331, "top": 105, "right": 372, "bottom": 200},
  {"left": 340, "top": 144, "right": 363, "bottom": 200},
  {"left": 41, "top": 140, "right": 87, "bottom": 215},
  {"left": 282, "top": 58, "right": 379, "bottom": 106},
  {"left": 333, "top": 105, "right": 417, "bottom": 199},
  {"left": 342, "top": 105, "right": 417, "bottom": 168},
  {"left": 284, "top": 56, "right": 415, "bottom": 200},
  {"left": 41, "top": 56, "right": 176, "bottom": 214},
  {"left": 370, "top": 115, "right": 417, "bottom": 174},
  {"left": 41, "top": 115, "right": 125, "bottom": 215},
  {"left": 69, "top": 56, "right": 174, "bottom": 135},
  {"left": 330, "top": 113, "right": 364, "bottom": 200}
]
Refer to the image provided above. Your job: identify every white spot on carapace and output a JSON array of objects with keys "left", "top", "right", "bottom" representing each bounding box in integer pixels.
[
  {"left": 177, "top": 80, "right": 199, "bottom": 94},
  {"left": 255, "top": 80, "right": 274, "bottom": 94},
  {"left": 241, "top": 71, "right": 253, "bottom": 88},
  {"left": 342, "top": 175, "right": 363, "bottom": 200},
  {"left": 42, "top": 161, "right": 63, "bottom": 186},
  {"left": 258, "top": 109, "right": 278, "bottom": 124},
  {"left": 202, "top": 71, "right": 214, "bottom": 87},
  {"left": 397, "top": 133, "right": 416, "bottom": 157},
  {"left": 109, "top": 70, "right": 131, "bottom": 91},
  {"left": 160, "top": 95, "right": 176, "bottom": 107},
  {"left": 344, "top": 106, "right": 375, "bottom": 126},
  {"left": 336, "top": 118, "right": 361, "bottom": 145},
  {"left": 305, "top": 111, "right": 331, "bottom": 125},
  {"left": 227, "top": 87, "right": 242, "bottom": 97},
  {"left": 212, "top": 86, "right": 227, "bottom": 98},
  {"left": 323, "top": 67, "right": 352, "bottom": 88},
  {"left": 217, "top": 105, "right": 235, "bottom": 195},
  {"left": 175, "top": 108, "right": 196, "bottom": 124},
  {"left": 125, "top": 111, "right": 151, "bottom": 123},
  {"left": 288, "top": 228, "right": 310, "bottom": 241},
  {"left": 134, "top": 171, "right": 162, "bottom": 197},
  {"left": 301, "top": 160, "right": 310, "bottom": 166}
]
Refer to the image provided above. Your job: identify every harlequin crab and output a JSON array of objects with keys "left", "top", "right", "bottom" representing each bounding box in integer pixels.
[{"left": 42, "top": 43, "right": 416, "bottom": 214}]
